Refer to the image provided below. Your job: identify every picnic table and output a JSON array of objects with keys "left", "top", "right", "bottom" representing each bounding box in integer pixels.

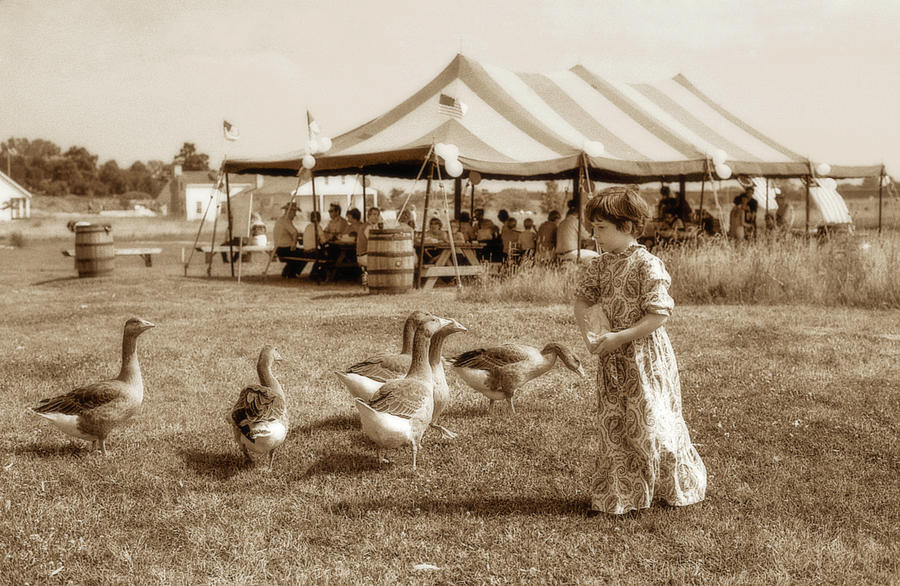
[
  {"left": 62, "top": 247, "right": 162, "bottom": 267},
  {"left": 418, "top": 241, "right": 486, "bottom": 290}
]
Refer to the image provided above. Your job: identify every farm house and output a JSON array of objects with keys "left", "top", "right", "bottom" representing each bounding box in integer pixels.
[{"left": 0, "top": 169, "right": 32, "bottom": 221}]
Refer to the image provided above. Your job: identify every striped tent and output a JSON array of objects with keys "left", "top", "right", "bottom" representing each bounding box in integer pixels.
[{"left": 224, "top": 54, "right": 880, "bottom": 183}]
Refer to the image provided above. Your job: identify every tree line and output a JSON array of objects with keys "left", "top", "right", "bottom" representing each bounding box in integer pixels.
[{"left": 1, "top": 139, "right": 211, "bottom": 199}]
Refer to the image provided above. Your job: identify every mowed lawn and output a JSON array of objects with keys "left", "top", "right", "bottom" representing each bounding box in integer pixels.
[{"left": 0, "top": 242, "right": 898, "bottom": 584}]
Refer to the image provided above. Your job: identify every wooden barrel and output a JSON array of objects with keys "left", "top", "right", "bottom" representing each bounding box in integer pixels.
[
  {"left": 367, "top": 228, "right": 415, "bottom": 294},
  {"left": 74, "top": 224, "right": 114, "bottom": 277}
]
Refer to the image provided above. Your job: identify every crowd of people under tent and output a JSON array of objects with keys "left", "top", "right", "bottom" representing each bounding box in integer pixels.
[{"left": 246, "top": 181, "right": 800, "bottom": 281}]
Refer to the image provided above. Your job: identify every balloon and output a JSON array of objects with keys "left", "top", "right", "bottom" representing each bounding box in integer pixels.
[
  {"left": 308, "top": 138, "right": 320, "bottom": 154},
  {"left": 442, "top": 143, "right": 459, "bottom": 161},
  {"left": 714, "top": 163, "right": 732, "bottom": 179},
  {"left": 302, "top": 154, "right": 316, "bottom": 169},
  {"left": 712, "top": 149, "right": 728, "bottom": 166},
  {"left": 583, "top": 140, "right": 605, "bottom": 158},
  {"left": 822, "top": 178, "right": 837, "bottom": 190},
  {"left": 445, "top": 158, "right": 463, "bottom": 178},
  {"left": 318, "top": 136, "right": 332, "bottom": 153},
  {"left": 882, "top": 175, "right": 892, "bottom": 187},
  {"left": 433, "top": 143, "right": 448, "bottom": 159},
  {"left": 815, "top": 162, "right": 831, "bottom": 176},
  {"left": 469, "top": 171, "right": 482, "bottom": 185}
]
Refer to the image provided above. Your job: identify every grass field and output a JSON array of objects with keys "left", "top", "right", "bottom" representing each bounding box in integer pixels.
[{"left": 0, "top": 241, "right": 898, "bottom": 584}]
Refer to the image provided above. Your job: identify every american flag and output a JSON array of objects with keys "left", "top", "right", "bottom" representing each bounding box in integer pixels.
[{"left": 438, "top": 93, "right": 465, "bottom": 118}]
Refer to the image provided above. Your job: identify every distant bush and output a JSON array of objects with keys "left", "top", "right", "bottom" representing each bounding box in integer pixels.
[{"left": 9, "top": 231, "right": 25, "bottom": 248}]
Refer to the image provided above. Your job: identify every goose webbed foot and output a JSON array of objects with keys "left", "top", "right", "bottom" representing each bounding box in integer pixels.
[
  {"left": 267, "top": 450, "right": 276, "bottom": 471},
  {"left": 430, "top": 423, "right": 458, "bottom": 440},
  {"left": 377, "top": 449, "right": 390, "bottom": 465}
]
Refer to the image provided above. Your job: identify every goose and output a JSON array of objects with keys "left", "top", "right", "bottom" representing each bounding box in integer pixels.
[
  {"left": 428, "top": 318, "right": 467, "bottom": 440},
  {"left": 449, "top": 343, "right": 586, "bottom": 415},
  {"left": 229, "top": 345, "right": 288, "bottom": 469},
  {"left": 335, "top": 310, "right": 431, "bottom": 401},
  {"left": 30, "top": 317, "right": 155, "bottom": 455},
  {"left": 355, "top": 314, "right": 450, "bottom": 469}
]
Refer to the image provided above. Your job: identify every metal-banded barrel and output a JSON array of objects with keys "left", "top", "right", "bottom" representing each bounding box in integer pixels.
[
  {"left": 74, "top": 224, "right": 114, "bottom": 277},
  {"left": 366, "top": 228, "right": 414, "bottom": 294}
]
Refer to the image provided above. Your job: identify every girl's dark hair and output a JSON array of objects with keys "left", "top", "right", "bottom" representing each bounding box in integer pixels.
[{"left": 583, "top": 185, "right": 651, "bottom": 236}]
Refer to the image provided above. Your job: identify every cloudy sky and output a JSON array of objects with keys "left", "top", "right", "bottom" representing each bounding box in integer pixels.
[{"left": 1, "top": 0, "right": 897, "bottom": 175}]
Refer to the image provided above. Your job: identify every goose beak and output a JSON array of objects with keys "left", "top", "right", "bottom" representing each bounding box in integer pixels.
[
  {"left": 142, "top": 320, "right": 156, "bottom": 330},
  {"left": 576, "top": 364, "right": 586, "bottom": 377}
]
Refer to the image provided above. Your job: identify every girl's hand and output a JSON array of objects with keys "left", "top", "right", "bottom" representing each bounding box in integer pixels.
[{"left": 591, "top": 332, "right": 625, "bottom": 357}]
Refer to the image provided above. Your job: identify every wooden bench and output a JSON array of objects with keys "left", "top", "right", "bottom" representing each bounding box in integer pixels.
[{"left": 63, "top": 247, "right": 163, "bottom": 267}]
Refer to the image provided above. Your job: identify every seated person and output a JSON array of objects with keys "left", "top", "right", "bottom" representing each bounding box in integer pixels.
[
  {"left": 397, "top": 209, "right": 415, "bottom": 233},
  {"left": 656, "top": 211, "right": 685, "bottom": 242},
  {"left": 424, "top": 217, "right": 449, "bottom": 244},
  {"left": 274, "top": 202, "right": 302, "bottom": 278},
  {"left": 323, "top": 203, "right": 350, "bottom": 242},
  {"left": 449, "top": 219, "right": 467, "bottom": 243},
  {"left": 519, "top": 217, "right": 537, "bottom": 257},
  {"left": 302, "top": 211, "right": 324, "bottom": 253},
  {"left": 458, "top": 212, "right": 476, "bottom": 242},
  {"left": 501, "top": 217, "right": 521, "bottom": 261},
  {"left": 556, "top": 206, "right": 598, "bottom": 260},
  {"left": 344, "top": 208, "right": 365, "bottom": 244}
]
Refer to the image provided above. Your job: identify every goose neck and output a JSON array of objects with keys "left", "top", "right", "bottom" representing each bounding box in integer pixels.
[
  {"left": 118, "top": 332, "right": 142, "bottom": 385},
  {"left": 257, "top": 358, "right": 281, "bottom": 394},
  {"left": 406, "top": 333, "right": 433, "bottom": 381}
]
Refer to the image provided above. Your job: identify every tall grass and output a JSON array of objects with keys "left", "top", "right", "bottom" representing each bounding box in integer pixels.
[
  {"left": 460, "top": 232, "right": 900, "bottom": 309},
  {"left": 0, "top": 217, "right": 215, "bottom": 243}
]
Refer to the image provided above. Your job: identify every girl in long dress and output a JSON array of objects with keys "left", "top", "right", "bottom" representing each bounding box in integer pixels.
[{"left": 574, "top": 185, "right": 707, "bottom": 515}]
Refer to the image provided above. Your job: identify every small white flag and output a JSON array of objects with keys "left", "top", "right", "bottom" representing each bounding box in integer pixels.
[{"left": 223, "top": 120, "right": 240, "bottom": 141}]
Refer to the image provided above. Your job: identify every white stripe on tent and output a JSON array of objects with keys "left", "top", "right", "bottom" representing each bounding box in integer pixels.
[
  {"left": 811, "top": 181, "right": 852, "bottom": 224},
  {"left": 751, "top": 177, "right": 778, "bottom": 213},
  {"left": 481, "top": 62, "right": 592, "bottom": 152},
  {"left": 548, "top": 71, "right": 686, "bottom": 161},
  {"left": 612, "top": 80, "right": 718, "bottom": 159},
  {"left": 657, "top": 79, "right": 794, "bottom": 163},
  {"left": 337, "top": 82, "right": 560, "bottom": 162}
]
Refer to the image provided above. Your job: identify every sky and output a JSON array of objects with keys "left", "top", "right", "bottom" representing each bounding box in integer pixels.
[{"left": 1, "top": 0, "right": 898, "bottom": 179}]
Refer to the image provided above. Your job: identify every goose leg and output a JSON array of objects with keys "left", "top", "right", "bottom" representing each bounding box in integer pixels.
[
  {"left": 430, "top": 423, "right": 458, "bottom": 440},
  {"left": 411, "top": 441, "right": 419, "bottom": 470},
  {"left": 98, "top": 439, "right": 108, "bottom": 456},
  {"left": 488, "top": 399, "right": 495, "bottom": 411},
  {"left": 241, "top": 444, "right": 252, "bottom": 465},
  {"left": 267, "top": 450, "right": 276, "bottom": 470},
  {"left": 506, "top": 396, "right": 517, "bottom": 416}
]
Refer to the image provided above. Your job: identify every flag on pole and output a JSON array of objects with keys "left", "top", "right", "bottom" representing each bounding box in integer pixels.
[
  {"left": 307, "top": 110, "right": 321, "bottom": 136},
  {"left": 438, "top": 93, "right": 465, "bottom": 118},
  {"left": 223, "top": 120, "right": 240, "bottom": 141}
]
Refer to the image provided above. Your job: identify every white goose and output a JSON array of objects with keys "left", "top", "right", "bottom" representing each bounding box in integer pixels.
[
  {"left": 30, "top": 317, "right": 155, "bottom": 455},
  {"left": 355, "top": 314, "right": 450, "bottom": 469},
  {"left": 229, "top": 345, "right": 289, "bottom": 469},
  {"left": 449, "top": 343, "right": 585, "bottom": 415},
  {"left": 428, "top": 318, "right": 467, "bottom": 440},
  {"left": 335, "top": 310, "right": 431, "bottom": 401}
]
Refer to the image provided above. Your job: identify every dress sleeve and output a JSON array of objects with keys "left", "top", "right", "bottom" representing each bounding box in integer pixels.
[
  {"left": 574, "top": 258, "right": 601, "bottom": 305},
  {"left": 640, "top": 255, "right": 674, "bottom": 316}
]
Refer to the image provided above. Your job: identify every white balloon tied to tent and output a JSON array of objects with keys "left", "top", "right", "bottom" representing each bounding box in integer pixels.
[
  {"left": 711, "top": 149, "right": 729, "bottom": 166},
  {"left": 715, "top": 163, "right": 732, "bottom": 179},
  {"left": 302, "top": 154, "right": 316, "bottom": 169},
  {"left": 816, "top": 162, "right": 831, "bottom": 176},
  {"left": 583, "top": 140, "right": 605, "bottom": 157},
  {"left": 445, "top": 158, "right": 463, "bottom": 178}
]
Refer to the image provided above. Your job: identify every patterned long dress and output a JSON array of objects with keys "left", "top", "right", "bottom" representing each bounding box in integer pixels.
[{"left": 575, "top": 243, "right": 706, "bottom": 514}]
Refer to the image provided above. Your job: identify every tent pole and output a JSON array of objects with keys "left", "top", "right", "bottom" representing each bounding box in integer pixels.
[
  {"left": 225, "top": 171, "right": 235, "bottom": 277},
  {"left": 805, "top": 175, "right": 811, "bottom": 235},
  {"left": 878, "top": 165, "right": 885, "bottom": 234},
  {"left": 238, "top": 191, "right": 252, "bottom": 284},
  {"left": 678, "top": 176, "right": 686, "bottom": 220},
  {"left": 698, "top": 163, "right": 706, "bottom": 228},
  {"left": 362, "top": 173, "right": 367, "bottom": 222},
  {"left": 573, "top": 166, "right": 582, "bottom": 261},
  {"left": 454, "top": 177, "right": 462, "bottom": 220},
  {"left": 764, "top": 176, "right": 769, "bottom": 234},
  {"left": 206, "top": 176, "right": 221, "bottom": 278},
  {"left": 185, "top": 163, "right": 223, "bottom": 276},
  {"left": 311, "top": 172, "right": 320, "bottom": 249},
  {"left": 417, "top": 161, "right": 433, "bottom": 289},
  {"left": 470, "top": 182, "right": 475, "bottom": 218}
]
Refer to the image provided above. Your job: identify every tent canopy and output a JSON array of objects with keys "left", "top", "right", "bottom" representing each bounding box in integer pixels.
[{"left": 224, "top": 54, "right": 881, "bottom": 183}]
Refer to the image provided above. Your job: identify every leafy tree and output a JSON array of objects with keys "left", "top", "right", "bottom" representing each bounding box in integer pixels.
[
  {"left": 99, "top": 160, "right": 126, "bottom": 194},
  {"left": 540, "top": 180, "right": 565, "bottom": 214},
  {"left": 176, "top": 142, "right": 209, "bottom": 171}
]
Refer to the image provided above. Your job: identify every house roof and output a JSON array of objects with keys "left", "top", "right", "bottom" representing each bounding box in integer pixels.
[
  {"left": 224, "top": 54, "right": 880, "bottom": 182},
  {"left": 0, "top": 170, "right": 33, "bottom": 199}
]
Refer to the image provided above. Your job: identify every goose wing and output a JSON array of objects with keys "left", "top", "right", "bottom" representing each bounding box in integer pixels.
[
  {"left": 367, "top": 379, "right": 429, "bottom": 419},
  {"left": 231, "top": 385, "right": 286, "bottom": 441},
  {"left": 33, "top": 381, "right": 125, "bottom": 415},
  {"left": 346, "top": 354, "right": 410, "bottom": 381},
  {"left": 450, "top": 345, "right": 533, "bottom": 370}
]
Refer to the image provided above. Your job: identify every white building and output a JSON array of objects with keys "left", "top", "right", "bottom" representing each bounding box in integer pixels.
[{"left": 0, "top": 170, "right": 32, "bottom": 221}]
